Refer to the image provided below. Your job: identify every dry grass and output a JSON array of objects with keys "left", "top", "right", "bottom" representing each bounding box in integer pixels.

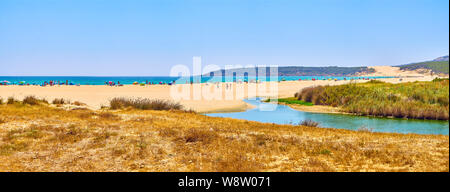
[
  {"left": 0, "top": 104, "right": 448, "bottom": 172},
  {"left": 22, "top": 96, "right": 48, "bottom": 105},
  {"left": 7, "top": 97, "right": 15, "bottom": 104},
  {"left": 109, "top": 97, "right": 183, "bottom": 111},
  {"left": 72, "top": 101, "right": 85, "bottom": 106},
  {"left": 22, "top": 96, "right": 40, "bottom": 105},
  {"left": 52, "top": 98, "right": 67, "bottom": 105}
]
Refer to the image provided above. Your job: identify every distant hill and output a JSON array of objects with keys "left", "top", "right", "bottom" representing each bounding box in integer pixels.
[
  {"left": 397, "top": 56, "right": 449, "bottom": 74},
  {"left": 206, "top": 66, "right": 375, "bottom": 77},
  {"left": 433, "top": 56, "right": 449, "bottom": 62}
]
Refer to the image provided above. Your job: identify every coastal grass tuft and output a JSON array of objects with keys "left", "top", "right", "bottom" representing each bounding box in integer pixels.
[
  {"left": 299, "top": 119, "right": 320, "bottom": 127},
  {"left": 22, "top": 96, "right": 48, "bottom": 105},
  {"left": 109, "top": 97, "right": 183, "bottom": 111},
  {"left": 52, "top": 98, "right": 67, "bottom": 105},
  {"left": 295, "top": 80, "right": 449, "bottom": 120},
  {"left": 266, "top": 97, "right": 314, "bottom": 106},
  {"left": 7, "top": 97, "right": 15, "bottom": 105},
  {"left": 72, "top": 101, "right": 85, "bottom": 106}
]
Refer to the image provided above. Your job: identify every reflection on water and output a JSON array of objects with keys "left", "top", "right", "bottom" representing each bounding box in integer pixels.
[{"left": 205, "top": 98, "right": 449, "bottom": 135}]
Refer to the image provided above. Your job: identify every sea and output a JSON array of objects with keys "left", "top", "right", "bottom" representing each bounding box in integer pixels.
[{"left": 0, "top": 76, "right": 396, "bottom": 85}]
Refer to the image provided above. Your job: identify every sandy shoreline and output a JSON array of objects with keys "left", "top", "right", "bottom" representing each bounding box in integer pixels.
[
  {"left": 0, "top": 75, "right": 440, "bottom": 113},
  {"left": 1, "top": 64, "right": 447, "bottom": 113}
]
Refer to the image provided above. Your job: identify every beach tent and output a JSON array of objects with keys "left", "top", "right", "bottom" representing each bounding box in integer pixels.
[
  {"left": 132, "top": 81, "right": 139, "bottom": 85},
  {"left": 140, "top": 82, "right": 145, "bottom": 86}
]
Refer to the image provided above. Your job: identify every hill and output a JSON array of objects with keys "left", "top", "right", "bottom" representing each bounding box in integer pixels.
[
  {"left": 397, "top": 56, "right": 449, "bottom": 74},
  {"left": 206, "top": 66, "right": 375, "bottom": 77}
]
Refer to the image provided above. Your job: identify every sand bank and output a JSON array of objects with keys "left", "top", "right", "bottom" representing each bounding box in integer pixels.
[{"left": 0, "top": 75, "right": 440, "bottom": 113}]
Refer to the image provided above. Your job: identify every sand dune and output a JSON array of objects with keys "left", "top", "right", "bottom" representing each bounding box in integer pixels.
[{"left": 368, "top": 65, "right": 448, "bottom": 77}]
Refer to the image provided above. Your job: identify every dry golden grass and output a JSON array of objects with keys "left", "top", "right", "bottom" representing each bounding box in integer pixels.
[{"left": 0, "top": 103, "right": 448, "bottom": 172}]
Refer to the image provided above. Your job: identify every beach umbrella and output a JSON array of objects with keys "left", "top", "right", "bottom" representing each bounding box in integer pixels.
[{"left": 3, "top": 80, "right": 10, "bottom": 84}]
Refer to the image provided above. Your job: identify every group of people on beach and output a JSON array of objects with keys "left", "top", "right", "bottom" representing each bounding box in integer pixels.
[
  {"left": 105, "top": 80, "right": 177, "bottom": 86},
  {"left": 297, "top": 77, "right": 376, "bottom": 81},
  {"left": 43, "top": 80, "right": 75, "bottom": 86},
  {"left": 0, "top": 80, "right": 78, "bottom": 86}
]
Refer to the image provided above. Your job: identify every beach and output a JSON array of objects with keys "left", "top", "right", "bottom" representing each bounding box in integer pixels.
[{"left": 0, "top": 73, "right": 442, "bottom": 113}]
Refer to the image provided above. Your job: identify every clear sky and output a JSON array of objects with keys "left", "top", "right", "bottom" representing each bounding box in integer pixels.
[{"left": 0, "top": 0, "right": 448, "bottom": 76}]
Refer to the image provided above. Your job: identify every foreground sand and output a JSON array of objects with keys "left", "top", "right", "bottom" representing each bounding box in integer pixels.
[
  {"left": 0, "top": 75, "right": 441, "bottom": 113},
  {"left": 0, "top": 104, "right": 448, "bottom": 172}
]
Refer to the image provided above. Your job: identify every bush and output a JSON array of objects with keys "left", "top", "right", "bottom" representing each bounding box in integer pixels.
[
  {"left": 22, "top": 96, "right": 39, "bottom": 105},
  {"left": 72, "top": 101, "right": 85, "bottom": 106},
  {"left": 7, "top": 97, "right": 15, "bottom": 104},
  {"left": 299, "top": 119, "right": 320, "bottom": 127},
  {"left": 109, "top": 97, "right": 183, "bottom": 111},
  {"left": 294, "top": 81, "right": 449, "bottom": 120},
  {"left": 52, "top": 98, "right": 67, "bottom": 105}
]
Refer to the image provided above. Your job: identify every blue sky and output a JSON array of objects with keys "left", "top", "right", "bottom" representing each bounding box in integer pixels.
[{"left": 0, "top": 0, "right": 448, "bottom": 76}]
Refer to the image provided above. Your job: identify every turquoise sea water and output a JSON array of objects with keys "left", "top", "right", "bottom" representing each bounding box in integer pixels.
[
  {"left": 0, "top": 76, "right": 394, "bottom": 85},
  {"left": 206, "top": 98, "right": 449, "bottom": 135}
]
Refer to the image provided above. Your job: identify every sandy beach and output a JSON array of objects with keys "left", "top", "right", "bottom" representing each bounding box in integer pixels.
[{"left": 0, "top": 69, "right": 442, "bottom": 113}]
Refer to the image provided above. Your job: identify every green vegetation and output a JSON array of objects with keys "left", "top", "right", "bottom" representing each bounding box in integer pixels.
[
  {"left": 433, "top": 77, "right": 450, "bottom": 82},
  {"left": 398, "top": 61, "right": 449, "bottom": 74},
  {"left": 266, "top": 97, "right": 314, "bottom": 106},
  {"left": 109, "top": 97, "right": 184, "bottom": 111},
  {"left": 52, "top": 98, "right": 67, "bottom": 105},
  {"left": 295, "top": 80, "right": 449, "bottom": 120},
  {"left": 207, "top": 66, "right": 375, "bottom": 76},
  {"left": 278, "top": 66, "right": 375, "bottom": 76}
]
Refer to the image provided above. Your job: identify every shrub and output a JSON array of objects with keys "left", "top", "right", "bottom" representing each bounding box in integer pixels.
[
  {"left": 22, "top": 96, "right": 39, "bottom": 105},
  {"left": 52, "top": 98, "right": 67, "bottom": 105},
  {"left": 109, "top": 97, "right": 183, "bottom": 111},
  {"left": 432, "top": 78, "right": 449, "bottom": 82},
  {"left": 299, "top": 119, "right": 320, "bottom": 127},
  {"left": 294, "top": 81, "right": 449, "bottom": 120},
  {"left": 72, "top": 101, "right": 85, "bottom": 106},
  {"left": 7, "top": 97, "right": 15, "bottom": 104}
]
